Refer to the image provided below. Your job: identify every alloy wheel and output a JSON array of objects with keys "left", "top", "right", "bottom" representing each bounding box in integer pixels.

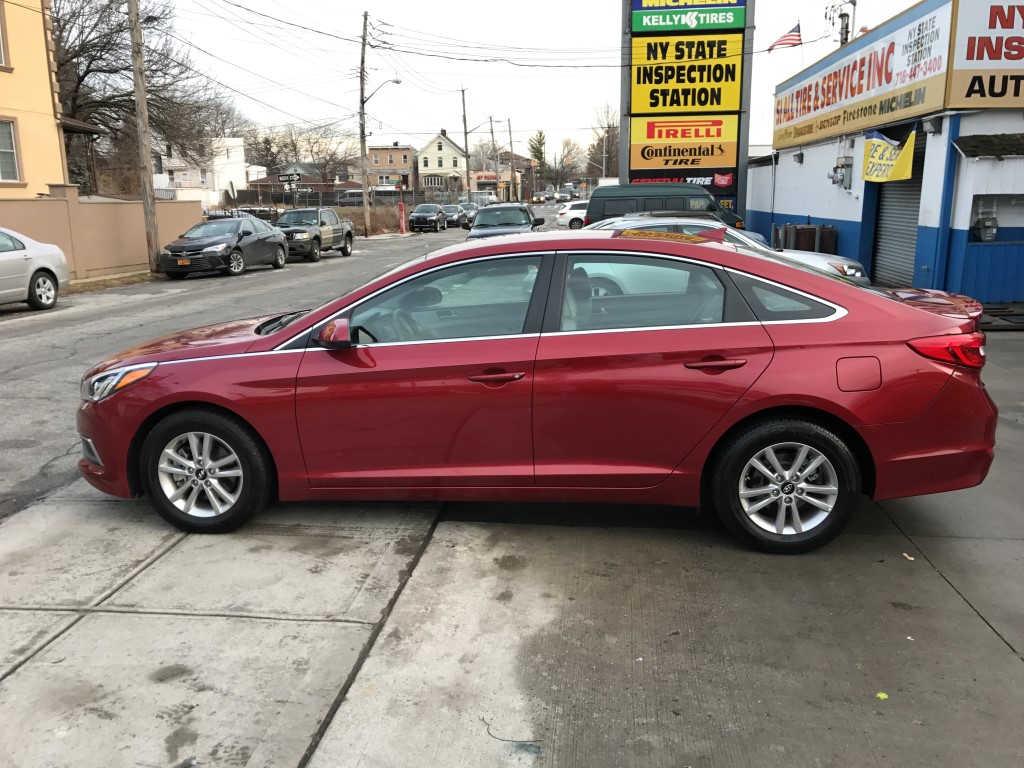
[
  {"left": 737, "top": 442, "right": 839, "bottom": 535},
  {"left": 155, "top": 431, "right": 244, "bottom": 518}
]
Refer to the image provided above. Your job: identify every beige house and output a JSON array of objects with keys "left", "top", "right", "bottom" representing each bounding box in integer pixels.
[{"left": 0, "top": 0, "right": 68, "bottom": 197}]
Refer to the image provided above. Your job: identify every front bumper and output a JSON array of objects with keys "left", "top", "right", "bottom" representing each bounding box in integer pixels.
[
  {"left": 77, "top": 401, "right": 135, "bottom": 498},
  {"left": 162, "top": 253, "right": 228, "bottom": 273},
  {"left": 286, "top": 238, "right": 314, "bottom": 255}
]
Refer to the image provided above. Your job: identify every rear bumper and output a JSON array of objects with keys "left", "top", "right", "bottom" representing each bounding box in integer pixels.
[{"left": 865, "top": 370, "right": 998, "bottom": 500}]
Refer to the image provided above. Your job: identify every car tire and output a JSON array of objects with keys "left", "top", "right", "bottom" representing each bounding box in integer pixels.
[
  {"left": 26, "top": 271, "right": 59, "bottom": 310},
  {"left": 433, "top": 220, "right": 439, "bottom": 232},
  {"left": 590, "top": 278, "right": 623, "bottom": 298},
  {"left": 271, "top": 245, "right": 286, "bottom": 269},
  {"left": 226, "top": 250, "right": 245, "bottom": 276},
  {"left": 165, "top": 272, "right": 187, "bottom": 281},
  {"left": 569, "top": 219, "right": 583, "bottom": 230},
  {"left": 441, "top": 218, "right": 447, "bottom": 230},
  {"left": 307, "top": 240, "right": 321, "bottom": 262},
  {"left": 710, "top": 419, "right": 861, "bottom": 554},
  {"left": 140, "top": 408, "right": 274, "bottom": 534},
  {"left": 339, "top": 233, "right": 353, "bottom": 257}
]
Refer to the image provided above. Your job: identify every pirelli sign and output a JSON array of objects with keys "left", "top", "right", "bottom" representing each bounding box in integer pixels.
[{"left": 630, "top": 116, "right": 739, "bottom": 168}]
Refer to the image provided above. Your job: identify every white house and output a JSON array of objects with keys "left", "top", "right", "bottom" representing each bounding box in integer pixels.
[
  {"left": 417, "top": 129, "right": 467, "bottom": 196},
  {"left": 153, "top": 138, "right": 250, "bottom": 207}
]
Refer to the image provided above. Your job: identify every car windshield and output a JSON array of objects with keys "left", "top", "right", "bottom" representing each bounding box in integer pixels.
[
  {"left": 414, "top": 205, "right": 439, "bottom": 213},
  {"left": 473, "top": 208, "right": 530, "bottom": 228},
  {"left": 463, "top": 204, "right": 478, "bottom": 211},
  {"left": 277, "top": 211, "right": 318, "bottom": 226},
  {"left": 442, "top": 206, "right": 459, "bottom": 213},
  {"left": 183, "top": 221, "right": 239, "bottom": 238}
]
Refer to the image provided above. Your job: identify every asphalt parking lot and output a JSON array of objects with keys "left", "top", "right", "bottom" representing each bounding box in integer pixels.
[{"left": 1, "top": 223, "right": 1022, "bottom": 767}]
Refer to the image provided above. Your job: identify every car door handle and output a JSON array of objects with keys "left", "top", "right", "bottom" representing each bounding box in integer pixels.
[
  {"left": 684, "top": 358, "right": 747, "bottom": 371},
  {"left": 436, "top": 310, "right": 458, "bottom": 319},
  {"left": 468, "top": 372, "right": 525, "bottom": 383}
]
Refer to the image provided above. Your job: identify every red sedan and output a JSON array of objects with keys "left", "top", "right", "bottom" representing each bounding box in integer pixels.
[{"left": 77, "top": 230, "right": 996, "bottom": 553}]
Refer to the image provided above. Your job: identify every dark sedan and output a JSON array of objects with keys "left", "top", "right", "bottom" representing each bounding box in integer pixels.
[
  {"left": 464, "top": 203, "right": 544, "bottom": 239},
  {"left": 408, "top": 204, "right": 447, "bottom": 232},
  {"left": 161, "top": 218, "right": 287, "bottom": 278},
  {"left": 442, "top": 205, "right": 467, "bottom": 227}
]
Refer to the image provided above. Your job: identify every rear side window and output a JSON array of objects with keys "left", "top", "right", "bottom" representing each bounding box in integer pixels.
[
  {"left": 731, "top": 272, "right": 837, "bottom": 322},
  {"left": 602, "top": 199, "right": 638, "bottom": 218}
]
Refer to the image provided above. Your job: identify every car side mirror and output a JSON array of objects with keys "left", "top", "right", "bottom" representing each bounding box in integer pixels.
[
  {"left": 315, "top": 318, "right": 352, "bottom": 350},
  {"left": 462, "top": 222, "right": 471, "bottom": 230},
  {"left": 534, "top": 218, "right": 545, "bottom": 227},
  {"left": 320, "top": 221, "right": 328, "bottom": 226}
]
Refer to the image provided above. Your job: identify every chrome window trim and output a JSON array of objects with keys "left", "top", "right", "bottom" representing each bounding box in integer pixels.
[{"left": 273, "top": 250, "right": 554, "bottom": 351}]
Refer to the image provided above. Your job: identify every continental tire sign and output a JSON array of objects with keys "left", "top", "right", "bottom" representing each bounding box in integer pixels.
[
  {"left": 631, "top": 34, "right": 743, "bottom": 112},
  {"left": 630, "top": 116, "right": 738, "bottom": 168}
]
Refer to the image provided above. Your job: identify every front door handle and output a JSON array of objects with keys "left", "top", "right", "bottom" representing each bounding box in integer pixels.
[
  {"left": 684, "top": 358, "right": 747, "bottom": 371},
  {"left": 468, "top": 372, "right": 525, "bottom": 384}
]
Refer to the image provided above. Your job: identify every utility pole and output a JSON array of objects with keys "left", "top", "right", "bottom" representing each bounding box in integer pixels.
[
  {"left": 489, "top": 116, "right": 499, "bottom": 199},
  {"left": 507, "top": 120, "right": 517, "bottom": 201},
  {"left": 461, "top": 88, "right": 470, "bottom": 197},
  {"left": 127, "top": 0, "right": 160, "bottom": 273},
  {"left": 358, "top": 11, "right": 371, "bottom": 238}
]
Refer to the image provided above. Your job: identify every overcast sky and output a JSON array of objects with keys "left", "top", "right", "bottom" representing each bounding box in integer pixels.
[{"left": 171, "top": 0, "right": 920, "bottom": 157}]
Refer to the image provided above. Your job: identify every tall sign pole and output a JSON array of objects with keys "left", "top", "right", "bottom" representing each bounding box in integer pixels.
[{"left": 128, "top": 0, "right": 160, "bottom": 272}]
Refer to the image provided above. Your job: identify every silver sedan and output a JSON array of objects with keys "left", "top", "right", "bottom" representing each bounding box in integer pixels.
[
  {"left": 0, "top": 226, "right": 70, "bottom": 311},
  {"left": 584, "top": 215, "right": 870, "bottom": 286}
]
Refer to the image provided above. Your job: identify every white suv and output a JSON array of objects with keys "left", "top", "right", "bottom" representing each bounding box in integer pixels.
[{"left": 555, "top": 200, "right": 589, "bottom": 230}]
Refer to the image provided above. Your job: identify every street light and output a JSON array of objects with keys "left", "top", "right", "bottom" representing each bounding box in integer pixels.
[{"left": 359, "top": 78, "right": 401, "bottom": 238}]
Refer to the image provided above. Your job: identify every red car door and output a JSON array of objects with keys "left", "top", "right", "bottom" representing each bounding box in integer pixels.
[
  {"left": 294, "top": 254, "right": 549, "bottom": 488},
  {"left": 532, "top": 253, "right": 773, "bottom": 488}
]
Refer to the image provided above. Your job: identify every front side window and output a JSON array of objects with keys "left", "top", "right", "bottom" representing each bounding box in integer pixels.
[
  {"left": 351, "top": 256, "right": 543, "bottom": 344},
  {"left": 0, "top": 120, "right": 17, "bottom": 181},
  {"left": 559, "top": 255, "right": 724, "bottom": 332}
]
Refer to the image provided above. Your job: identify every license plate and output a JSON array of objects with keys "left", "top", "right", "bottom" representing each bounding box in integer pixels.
[{"left": 177, "top": 258, "right": 190, "bottom": 266}]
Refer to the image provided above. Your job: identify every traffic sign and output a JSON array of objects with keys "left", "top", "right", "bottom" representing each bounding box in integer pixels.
[{"left": 278, "top": 173, "right": 301, "bottom": 182}]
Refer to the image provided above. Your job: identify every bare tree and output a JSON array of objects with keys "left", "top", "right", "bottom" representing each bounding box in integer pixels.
[
  {"left": 470, "top": 139, "right": 498, "bottom": 172},
  {"left": 301, "top": 124, "right": 359, "bottom": 183},
  {"left": 52, "top": 0, "right": 242, "bottom": 189},
  {"left": 587, "top": 105, "right": 620, "bottom": 178},
  {"left": 549, "top": 138, "right": 585, "bottom": 188}
]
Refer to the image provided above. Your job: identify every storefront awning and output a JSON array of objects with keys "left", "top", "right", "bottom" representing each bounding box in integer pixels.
[{"left": 953, "top": 134, "right": 1024, "bottom": 160}]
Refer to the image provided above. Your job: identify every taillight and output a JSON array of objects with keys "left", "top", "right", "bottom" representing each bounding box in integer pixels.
[
  {"left": 907, "top": 332, "right": 986, "bottom": 369},
  {"left": 584, "top": 216, "right": 591, "bottom": 225}
]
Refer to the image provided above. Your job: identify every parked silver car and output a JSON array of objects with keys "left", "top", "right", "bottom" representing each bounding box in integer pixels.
[
  {"left": 585, "top": 215, "right": 870, "bottom": 285},
  {"left": 0, "top": 227, "right": 70, "bottom": 310}
]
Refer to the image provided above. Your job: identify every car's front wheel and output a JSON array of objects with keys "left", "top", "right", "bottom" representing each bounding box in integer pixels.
[
  {"left": 433, "top": 219, "right": 440, "bottom": 232},
  {"left": 26, "top": 271, "right": 58, "bottom": 310},
  {"left": 307, "top": 240, "right": 321, "bottom": 262},
  {"left": 140, "top": 409, "right": 273, "bottom": 533},
  {"left": 226, "top": 250, "right": 245, "bottom": 276},
  {"left": 271, "top": 245, "right": 286, "bottom": 269},
  {"left": 710, "top": 419, "right": 861, "bottom": 553}
]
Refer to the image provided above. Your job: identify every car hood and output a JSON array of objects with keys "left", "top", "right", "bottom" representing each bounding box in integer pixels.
[
  {"left": 409, "top": 211, "right": 438, "bottom": 218},
  {"left": 466, "top": 225, "right": 533, "bottom": 239},
  {"left": 165, "top": 235, "right": 235, "bottom": 252},
  {"left": 84, "top": 316, "right": 274, "bottom": 376}
]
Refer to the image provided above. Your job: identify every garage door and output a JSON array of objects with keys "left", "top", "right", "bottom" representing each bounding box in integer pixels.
[{"left": 872, "top": 139, "right": 926, "bottom": 288}]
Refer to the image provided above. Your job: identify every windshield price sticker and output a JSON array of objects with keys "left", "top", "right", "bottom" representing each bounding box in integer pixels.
[{"left": 631, "top": 34, "right": 743, "bottom": 113}]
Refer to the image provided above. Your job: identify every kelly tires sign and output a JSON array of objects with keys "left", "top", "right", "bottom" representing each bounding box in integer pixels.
[{"left": 630, "top": 0, "right": 746, "bottom": 33}]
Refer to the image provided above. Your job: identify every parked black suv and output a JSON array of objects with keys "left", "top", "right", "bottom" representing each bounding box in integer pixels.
[
  {"left": 275, "top": 208, "right": 354, "bottom": 261},
  {"left": 409, "top": 204, "right": 447, "bottom": 232}
]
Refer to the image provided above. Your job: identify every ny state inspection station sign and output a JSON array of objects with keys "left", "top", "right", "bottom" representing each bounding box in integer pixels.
[
  {"left": 631, "top": 0, "right": 746, "bottom": 33},
  {"left": 631, "top": 33, "right": 743, "bottom": 111}
]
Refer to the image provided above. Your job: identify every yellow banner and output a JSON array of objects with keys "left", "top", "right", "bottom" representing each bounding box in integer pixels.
[
  {"left": 862, "top": 130, "right": 916, "bottom": 182},
  {"left": 631, "top": 34, "right": 743, "bottom": 113}
]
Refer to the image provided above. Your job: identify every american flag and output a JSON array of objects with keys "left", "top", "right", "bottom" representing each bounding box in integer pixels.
[{"left": 768, "top": 23, "right": 802, "bottom": 52}]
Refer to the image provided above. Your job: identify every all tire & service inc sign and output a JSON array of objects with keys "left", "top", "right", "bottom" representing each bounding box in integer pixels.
[
  {"left": 625, "top": 0, "right": 754, "bottom": 210},
  {"left": 772, "top": 0, "right": 1021, "bottom": 151}
]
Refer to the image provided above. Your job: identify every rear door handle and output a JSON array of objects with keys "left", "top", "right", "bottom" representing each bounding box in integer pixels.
[
  {"left": 684, "top": 358, "right": 747, "bottom": 371},
  {"left": 468, "top": 372, "right": 525, "bottom": 383}
]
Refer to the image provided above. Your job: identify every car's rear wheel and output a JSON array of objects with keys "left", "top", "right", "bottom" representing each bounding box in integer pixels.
[
  {"left": 569, "top": 219, "right": 583, "bottom": 230},
  {"left": 271, "top": 245, "right": 286, "bottom": 269},
  {"left": 26, "top": 271, "right": 58, "bottom": 310},
  {"left": 339, "top": 233, "right": 353, "bottom": 256},
  {"left": 710, "top": 419, "right": 861, "bottom": 553},
  {"left": 226, "top": 250, "right": 245, "bottom": 276},
  {"left": 307, "top": 240, "right": 321, "bottom": 262},
  {"left": 140, "top": 409, "right": 273, "bottom": 533}
]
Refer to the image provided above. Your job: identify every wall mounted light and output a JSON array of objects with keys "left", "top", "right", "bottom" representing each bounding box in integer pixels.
[
  {"left": 793, "top": 152, "right": 804, "bottom": 164},
  {"left": 923, "top": 117, "right": 943, "bottom": 135}
]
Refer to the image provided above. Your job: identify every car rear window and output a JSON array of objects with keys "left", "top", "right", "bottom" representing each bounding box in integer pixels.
[{"left": 730, "top": 272, "right": 837, "bottom": 322}]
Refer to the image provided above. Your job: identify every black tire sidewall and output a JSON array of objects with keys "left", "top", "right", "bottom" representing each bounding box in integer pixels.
[
  {"left": 27, "top": 271, "right": 57, "bottom": 310},
  {"left": 711, "top": 420, "right": 861, "bottom": 553},
  {"left": 139, "top": 410, "right": 272, "bottom": 533}
]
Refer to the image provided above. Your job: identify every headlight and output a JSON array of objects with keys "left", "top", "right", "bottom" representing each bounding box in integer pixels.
[
  {"left": 292, "top": 232, "right": 311, "bottom": 240},
  {"left": 202, "top": 243, "right": 229, "bottom": 253},
  {"left": 828, "top": 261, "right": 864, "bottom": 277},
  {"left": 81, "top": 363, "right": 157, "bottom": 403},
  {"left": 160, "top": 249, "right": 171, "bottom": 257}
]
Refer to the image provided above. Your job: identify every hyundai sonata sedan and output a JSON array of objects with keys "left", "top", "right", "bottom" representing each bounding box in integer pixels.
[{"left": 78, "top": 229, "right": 996, "bottom": 553}]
